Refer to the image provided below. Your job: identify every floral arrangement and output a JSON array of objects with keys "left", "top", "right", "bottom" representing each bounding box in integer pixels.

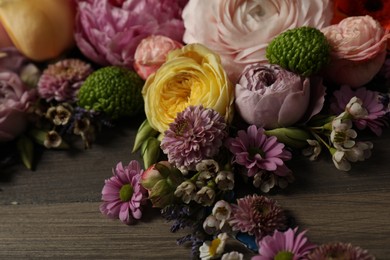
[{"left": 1, "top": 0, "right": 390, "bottom": 259}]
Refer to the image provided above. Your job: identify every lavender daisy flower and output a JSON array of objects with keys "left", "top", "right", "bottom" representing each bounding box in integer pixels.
[
  {"left": 38, "top": 58, "right": 93, "bottom": 102},
  {"left": 331, "top": 85, "right": 388, "bottom": 136},
  {"left": 307, "top": 242, "right": 375, "bottom": 260},
  {"left": 252, "top": 228, "right": 316, "bottom": 260},
  {"left": 228, "top": 194, "right": 286, "bottom": 242},
  {"left": 100, "top": 160, "right": 147, "bottom": 225},
  {"left": 226, "top": 125, "right": 292, "bottom": 177},
  {"left": 161, "top": 105, "right": 228, "bottom": 171}
]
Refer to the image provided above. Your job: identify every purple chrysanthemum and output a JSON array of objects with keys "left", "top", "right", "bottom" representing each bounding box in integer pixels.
[
  {"left": 38, "top": 59, "right": 93, "bottom": 102},
  {"left": 307, "top": 242, "right": 375, "bottom": 260},
  {"left": 228, "top": 194, "right": 286, "bottom": 241},
  {"left": 252, "top": 228, "right": 316, "bottom": 260},
  {"left": 331, "top": 85, "right": 388, "bottom": 136},
  {"left": 100, "top": 160, "right": 147, "bottom": 225},
  {"left": 161, "top": 105, "right": 228, "bottom": 171},
  {"left": 226, "top": 125, "right": 292, "bottom": 177}
]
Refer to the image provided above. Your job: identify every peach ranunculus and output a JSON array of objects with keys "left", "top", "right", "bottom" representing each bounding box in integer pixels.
[
  {"left": 182, "top": 0, "right": 333, "bottom": 83},
  {"left": 321, "top": 15, "right": 390, "bottom": 88},
  {"left": 133, "top": 35, "right": 183, "bottom": 80},
  {"left": 0, "top": 0, "right": 76, "bottom": 61},
  {"left": 142, "top": 43, "right": 234, "bottom": 134}
]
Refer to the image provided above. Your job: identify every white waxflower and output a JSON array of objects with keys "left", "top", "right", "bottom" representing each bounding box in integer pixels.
[
  {"left": 199, "top": 233, "right": 229, "bottom": 260},
  {"left": 174, "top": 181, "right": 196, "bottom": 204}
]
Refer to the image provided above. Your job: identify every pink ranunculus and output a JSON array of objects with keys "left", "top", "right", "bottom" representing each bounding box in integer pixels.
[
  {"left": 0, "top": 71, "right": 37, "bottom": 142},
  {"left": 234, "top": 64, "right": 326, "bottom": 129},
  {"left": 182, "top": 0, "right": 333, "bottom": 83},
  {"left": 133, "top": 35, "right": 183, "bottom": 80},
  {"left": 321, "top": 15, "right": 390, "bottom": 88},
  {"left": 75, "top": 0, "right": 187, "bottom": 69}
]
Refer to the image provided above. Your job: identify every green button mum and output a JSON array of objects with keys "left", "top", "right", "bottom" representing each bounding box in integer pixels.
[
  {"left": 77, "top": 66, "right": 144, "bottom": 119},
  {"left": 266, "top": 26, "right": 330, "bottom": 77}
]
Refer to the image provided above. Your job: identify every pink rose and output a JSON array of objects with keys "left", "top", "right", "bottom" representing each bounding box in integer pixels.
[
  {"left": 234, "top": 64, "right": 325, "bottom": 129},
  {"left": 0, "top": 71, "right": 37, "bottom": 142},
  {"left": 133, "top": 35, "right": 183, "bottom": 80},
  {"left": 182, "top": 0, "right": 332, "bottom": 83},
  {"left": 75, "top": 0, "right": 186, "bottom": 69},
  {"left": 321, "top": 15, "right": 390, "bottom": 88}
]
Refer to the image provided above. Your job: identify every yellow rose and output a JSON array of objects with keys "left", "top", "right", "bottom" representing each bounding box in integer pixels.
[{"left": 142, "top": 43, "right": 234, "bottom": 133}]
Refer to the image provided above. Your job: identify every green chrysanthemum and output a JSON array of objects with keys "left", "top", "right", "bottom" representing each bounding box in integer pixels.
[
  {"left": 266, "top": 26, "right": 330, "bottom": 77},
  {"left": 77, "top": 66, "right": 144, "bottom": 119}
]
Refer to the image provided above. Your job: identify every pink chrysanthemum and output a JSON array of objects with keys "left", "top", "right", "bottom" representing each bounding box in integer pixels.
[
  {"left": 100, "top": 160, "right": 147, "bottom": 225},
  {"left": 228, "top": 194, "right": 286, "bottom": 241},
  {"left": 307, "top": 242, "right": 375, "bottom": 260},
  {"left": 331, "top": 85, "right": 388, "bottom": 136},
  {"left": 161, "top": 105, "right": 228, "bottom": 171},
  {"left": 38, "top": 59, "right": 93, "bottom": 102},
  {"left": 252, "top": 228, "right": 316, "bottom": 260},
  {"left": 226, "top": 125, "right": 292, "bottom": 177}
]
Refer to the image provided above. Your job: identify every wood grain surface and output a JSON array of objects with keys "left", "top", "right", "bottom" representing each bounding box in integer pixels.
[{"left": 1, "top": 120, "right": 390, "bottom": 259}]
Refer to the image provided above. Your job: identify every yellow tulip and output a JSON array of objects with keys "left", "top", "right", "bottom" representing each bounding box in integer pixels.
[
  {"left": 142, "top": 43, "right": 234, "bottom": 134},
  {"left": 0, "top": 0, "right": 75, "bottom": 61}
]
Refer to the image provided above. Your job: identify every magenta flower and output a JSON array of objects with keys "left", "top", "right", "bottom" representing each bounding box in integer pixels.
[
  {"left": 37, "top": 59, "right": 93, "bottom": 102},
  {"left": 226, "top": 125, "right": 292, "bottom": 177},
  {"left": 161, "top": 105, "right": 228, "bottom": 171},
  {"left": 252, "top": 228, "right": 316, "bottom": 260},
  {"left": 228, "top": 194, "right": 286, "bottom": 241},
  {"left": 75, "top": 0, "right": 186, "bottom": 69},
  {"left": 331, "top": 85, "right": 388, "bottom": 136},
  {"left": 307, "top": 242, "right": 375, "bottom": 260},
  {"left": 100, "top": 160, "right": 147, "bottom": 225}
]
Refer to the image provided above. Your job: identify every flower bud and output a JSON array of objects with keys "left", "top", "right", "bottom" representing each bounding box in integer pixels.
[
  {"left": 132, "top": 119, "right": 159, "bottom": 153},
  {"left": 141, "top": 136, "right": 161, "bottom": 169},
  {"left": 141, "top": 161, "right": 184, "bottom": 208},
  {"left": 265, "top": 127, "right": 312, "bottom": 149}
]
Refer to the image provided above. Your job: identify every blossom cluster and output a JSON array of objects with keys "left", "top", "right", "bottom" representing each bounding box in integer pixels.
[{"left": 1, "top": 0, "right": 390, "bottom": 259}]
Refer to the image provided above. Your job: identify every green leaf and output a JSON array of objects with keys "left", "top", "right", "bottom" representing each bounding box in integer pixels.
[{"left": 16, "top": 135, "right": 34, "bottom": 170}]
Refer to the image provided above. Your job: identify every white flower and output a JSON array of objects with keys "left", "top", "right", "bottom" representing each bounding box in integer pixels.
[
  {"left": 199, "top": 233, "right": 229, "bottom": 260},
  {"left": 331, "top": 116, "right": 357, "bottom": 149},
  {"left": 253, "top": 171, "right": 276, "bottom": 193},
  {"left": 203, "top": 215, "right": 220, "bottom": 235},
  {"left": 215, "top": 171, "right": 235, "bottom": 191},
  {"left": 196, "top": 159, "right": 220, "bottom": 173},
  {"left": 346, "top": 96, "right": 368, "bottom": 119},
  {"left": 194, "top": 186, "right": 216, "bottom": 206},
  {"left": 221, "top": 251, "right": 244, "bottom": 260},
  {"left": 174, "top": 181, "right": 196, "bottom": 204},
  {"left": 212, "top": 200, "right": 232, "bottom": 221},
  {"left": 332, "top": 141, "right": 373, "bottom": 171},
  {"left": 302, "top": 139, "right": 322, "bottom": 161}
]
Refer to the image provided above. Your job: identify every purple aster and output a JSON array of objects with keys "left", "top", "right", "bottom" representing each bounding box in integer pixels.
[
  {"left": 100, "top": 160, "right": 147, "bottom": 225},
  {"left": 330, "top": 85, "right": 388, "bottom": 136},
  {"left": 226, "top": 125, "right": 292, "bottom": 177},
  {"left": 161, "top": 105, "right": 228, "bottom": 171},
  {"left": 307, "top": 242, "right": 375, "bottom": 260},
  {"left": 38, "top": 58, "right": 93, "bottom": 102},
  {"left": 228, "top": 194, "right": 286, "bottom": 242},
  {"left": 252, "top": 228, "right": 316, "bottom": 260}
]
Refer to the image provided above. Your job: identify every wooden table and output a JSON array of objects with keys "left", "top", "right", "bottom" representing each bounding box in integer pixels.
[{"left": 1, "top": 119, "right": 390, "bottom": 259}]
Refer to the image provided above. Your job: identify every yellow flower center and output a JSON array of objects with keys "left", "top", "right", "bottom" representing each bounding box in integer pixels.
[{"left": 209, "top": 238, "right": 221, "bottom": 256}]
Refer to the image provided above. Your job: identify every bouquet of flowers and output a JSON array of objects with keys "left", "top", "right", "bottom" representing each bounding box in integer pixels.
[{"left": 1, "top": 0, "right": 389, "bottom": 259}]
